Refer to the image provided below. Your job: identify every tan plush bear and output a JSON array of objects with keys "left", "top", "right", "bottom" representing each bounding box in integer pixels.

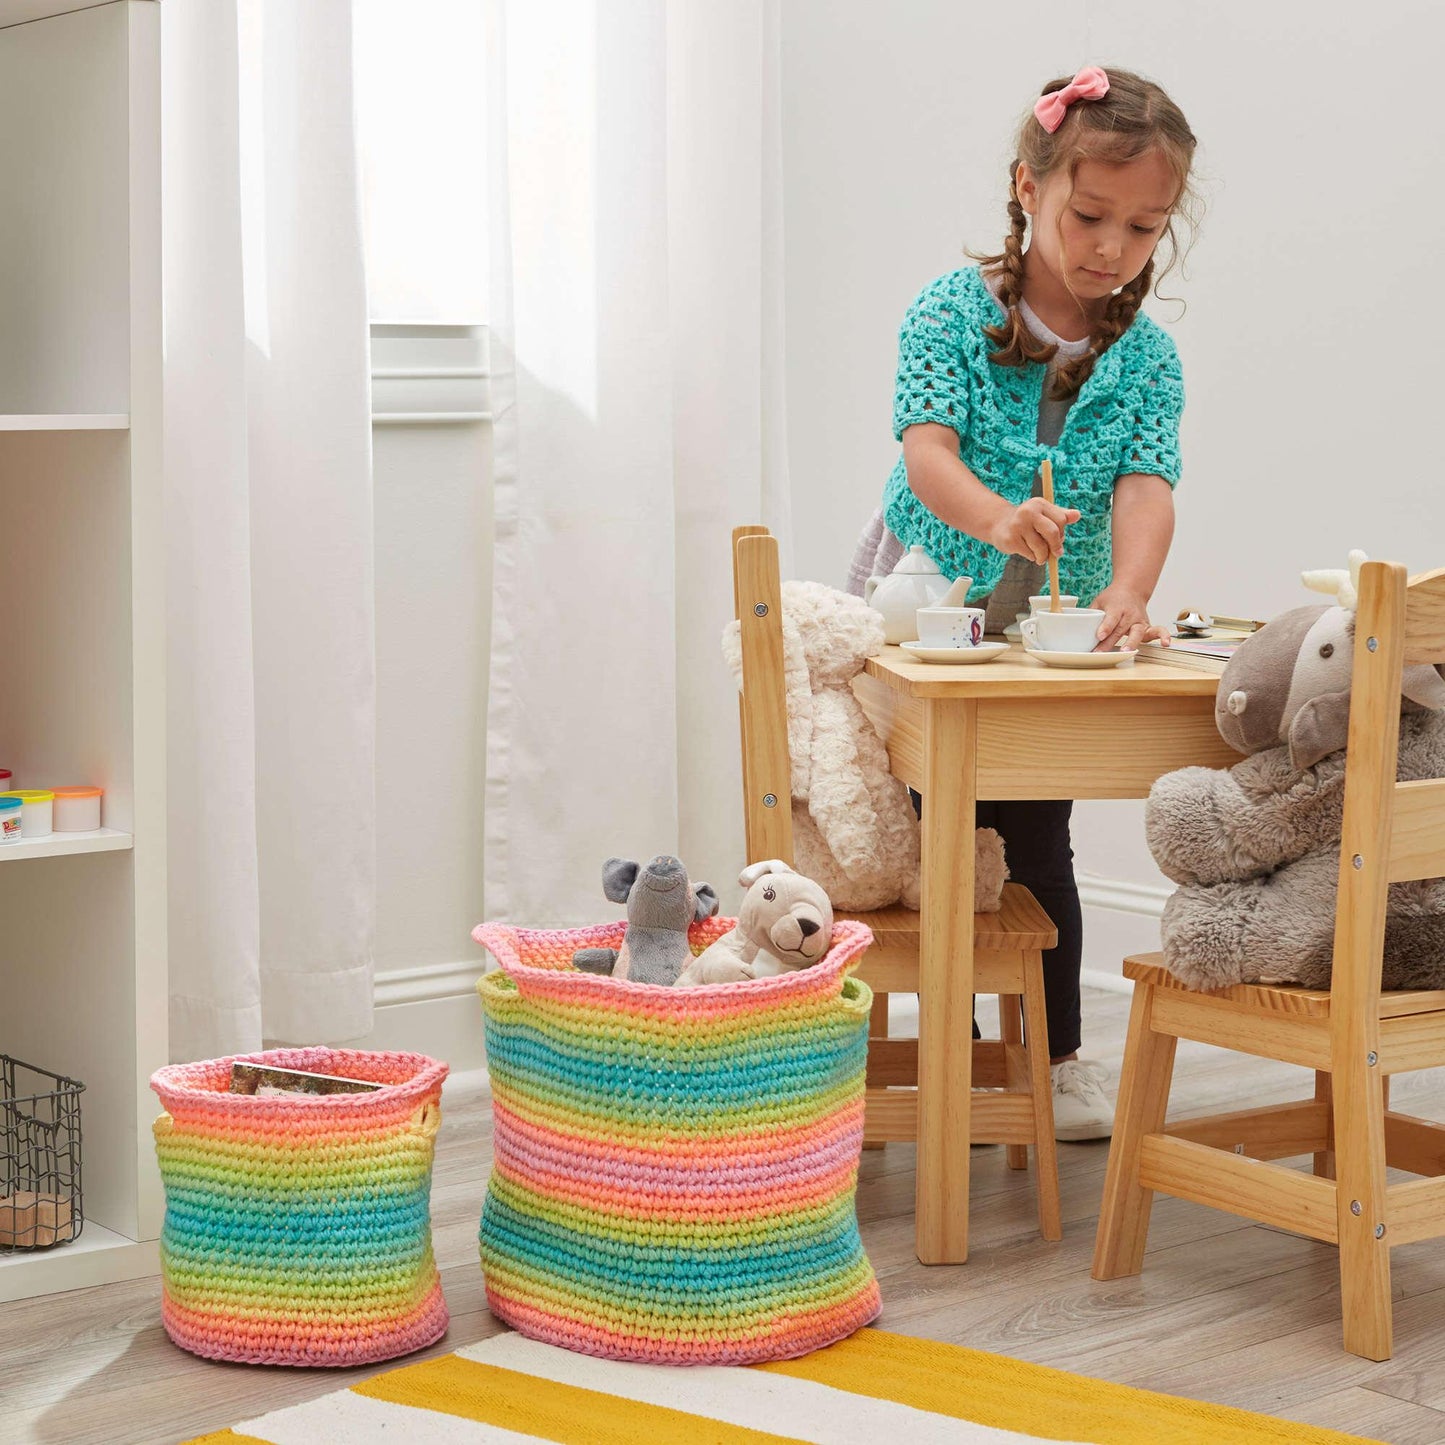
[
  {"left": 676, "top": 861, "right": 833, "bottom": 985},
  {"left": 723, "top": 580, "right": 1007, "bottom": 912}
]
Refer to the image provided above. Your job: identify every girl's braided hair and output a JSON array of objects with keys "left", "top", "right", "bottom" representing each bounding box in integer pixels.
[{"left": 972, "top": 68, "right": 1197, "bottom": 399}]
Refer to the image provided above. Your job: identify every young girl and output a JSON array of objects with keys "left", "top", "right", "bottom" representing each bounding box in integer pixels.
[{"left": 847, "top": 66, "right": 1198, "bottom": 1141}]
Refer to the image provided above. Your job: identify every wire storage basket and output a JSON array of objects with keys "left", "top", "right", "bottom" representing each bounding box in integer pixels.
[{"left": 0, "top": 1055, "right": 84, "bottom": 1250}]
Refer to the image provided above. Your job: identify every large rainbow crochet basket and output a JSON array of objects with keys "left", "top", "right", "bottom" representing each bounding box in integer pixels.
[
  {"left": 472, "top": 916, "right": 882, "bottom": 1365},
  {"left": 150, "top": 1047, "right": 449, "bottom": 1367}
]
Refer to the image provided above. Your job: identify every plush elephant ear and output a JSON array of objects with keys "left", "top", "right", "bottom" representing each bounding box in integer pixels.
[
  {"left": 691, "top": 882, "right": 720, "bottom": 920},
  {"left": 1288, "top": 690, "right": 1353, "bottom": 770},
  {"left": 1403, "top": 663, "right": 1445, "bottom": 711},
  {"left": 781, "top": 608, "right": 813, "bottom": 800},
  {"left": 601, "top": 857, "right": 640, "bottom": 904}
]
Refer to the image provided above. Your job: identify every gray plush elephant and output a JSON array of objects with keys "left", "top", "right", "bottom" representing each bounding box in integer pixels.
[
  {"left": 572, "top": 855, "right": 719, "bottom": 985},
  {"left": 1146, "top": 552, "right": 1445, "bottom": 992}
]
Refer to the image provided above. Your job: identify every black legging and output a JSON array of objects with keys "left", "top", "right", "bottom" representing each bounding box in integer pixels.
[{"left": 911, "top": 794, "right": 1083, "bottom": 1059}]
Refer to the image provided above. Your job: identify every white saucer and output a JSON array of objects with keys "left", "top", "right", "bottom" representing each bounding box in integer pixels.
[
  {"left": 1023, "top": 647, "right": 1135, "bottom": 669},
  {"left": 900, "top": 640, "right": 1010, "bottom": 665}
]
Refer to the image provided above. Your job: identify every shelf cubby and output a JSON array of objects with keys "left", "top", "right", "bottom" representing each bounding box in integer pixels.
[{"left": 0, "top": 0, "right": 163, "bottom": 1303}]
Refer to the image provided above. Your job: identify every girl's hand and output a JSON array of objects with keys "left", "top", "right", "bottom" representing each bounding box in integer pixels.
[
  {"left": 989, "top": 497, "right": 1080, "bottom": 565},
  {"left": 1090, "top": 584, "right": 1170, "bottom": 652}
]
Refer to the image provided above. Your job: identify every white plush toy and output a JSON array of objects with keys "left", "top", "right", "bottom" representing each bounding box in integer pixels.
[
  {"left": 723, "top": 580, "right": 1008, "bottom": 912},
  {"left": 676, "top": 861, "right": 833, "bottom": 985}
]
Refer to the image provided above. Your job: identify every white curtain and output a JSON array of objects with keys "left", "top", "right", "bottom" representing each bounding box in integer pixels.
[
  {"left": 163, "top": 0, "right": 376, "bottom": 1060},
  {"left": 485, "top": 0, "right": 791, "bottom": 926}
]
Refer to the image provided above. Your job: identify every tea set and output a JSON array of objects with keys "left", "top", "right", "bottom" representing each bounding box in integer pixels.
[{"left": 864, "top": 545, "right": 1133, "bottom": 669}]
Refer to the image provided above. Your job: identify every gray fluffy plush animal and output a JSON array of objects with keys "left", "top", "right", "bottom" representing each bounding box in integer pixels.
[
  {"left": 572, "top": 855, "right": 719, "bottom": 985},
  {"left": 1146, "top": 553, "right": 1445, "bottom": 992}
]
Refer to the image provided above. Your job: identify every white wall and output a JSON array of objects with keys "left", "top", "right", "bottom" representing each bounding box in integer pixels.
[
  {"left": 358, "top": 327, "right": 492, "bottom": 1069},
  {"left": 781, "top": 0, "right": 1445, "bottom": 973},
  {"left": 360, "top": 5, "right": 1444, "bottom": 1063}
]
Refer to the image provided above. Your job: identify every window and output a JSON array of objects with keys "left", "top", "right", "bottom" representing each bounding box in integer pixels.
[{"left": 353, "top": 0, "right": 488, "bottom": 324}]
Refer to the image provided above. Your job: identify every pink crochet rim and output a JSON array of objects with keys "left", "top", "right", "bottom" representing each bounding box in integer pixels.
[
  {"left": 483, "top": 1281, "right": 882, "bottom": 1367},
  {"left": 160, "top": 1285, "right": 450, "bottom": 1369},
  {"left": 472, "top": 917, "right": 874, "bottom": 1001},
  {"left": 151, "top": 1046, "right": 449, "bottom": 1116}
]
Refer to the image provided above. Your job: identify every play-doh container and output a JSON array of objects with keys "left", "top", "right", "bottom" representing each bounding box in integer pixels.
[
  {"left": 52, "top": 787, "right": 102, "bottom": 832},
  {"left": 1, "top": 791, "right": 53, "bottom": 838}
]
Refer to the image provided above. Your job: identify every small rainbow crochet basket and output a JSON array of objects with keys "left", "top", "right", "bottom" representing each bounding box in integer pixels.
[
  {"left": 472, "top": 916, "right": 881, "bottom": 1365},
  {"left": 150, "top": 1047, "right": 449, "bottom": 1367}
]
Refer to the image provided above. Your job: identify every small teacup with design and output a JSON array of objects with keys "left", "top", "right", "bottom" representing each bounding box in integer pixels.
[{"left": 916, "top": 606, "right": 986, "bottom": 649}]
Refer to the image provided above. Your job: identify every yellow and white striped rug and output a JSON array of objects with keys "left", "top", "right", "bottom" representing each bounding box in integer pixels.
[{"left": 188, "top": 1328, "right": 1377, "bottom": 1445}]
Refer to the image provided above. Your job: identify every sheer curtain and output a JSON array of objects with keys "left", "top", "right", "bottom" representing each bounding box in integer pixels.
[
  {"left": 163, "top": 0, "right": 376, "bottom": 1060},
  {"left": 484, "top": 0, "right": 792, "bottom": 926}
]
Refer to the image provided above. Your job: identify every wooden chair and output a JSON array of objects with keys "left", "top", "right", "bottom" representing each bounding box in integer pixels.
[
  {"left": 1093, "top": 558, "right": 1445, "bottom": 1360},
  {"left": 732, "top": 525, "right": 1062, "bottom": 1241}
]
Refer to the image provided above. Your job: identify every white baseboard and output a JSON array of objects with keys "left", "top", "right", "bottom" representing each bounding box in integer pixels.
[
  {"left": 1078, "top": 871, "right": 1169, "bottom": 995},
  {"left": 1079, "top": 967, "right": 1133, "bottom": 995},
  {"left": 1076, "top": 873, "right": 1171, "bottom": 918},
  {"left": 375, "top": 957, "right": 485, "bottom": 1009},
  {"left": 362, "top": 958, "right": 489, "bottom": 1071}
]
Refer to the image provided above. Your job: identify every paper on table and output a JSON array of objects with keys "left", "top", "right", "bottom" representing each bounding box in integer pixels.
[{"left": 1136, "top": 635, "right": 1248, "bottom": 671}]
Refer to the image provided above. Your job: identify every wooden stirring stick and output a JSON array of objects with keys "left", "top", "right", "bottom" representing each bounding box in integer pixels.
[{"left": 1040, "top": 458, "right": 1062, "bottom": 612}]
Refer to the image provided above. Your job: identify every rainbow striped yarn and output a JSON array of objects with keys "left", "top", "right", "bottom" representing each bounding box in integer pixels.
[
  {"left": 472, "top": 917, "right": 881, "bottom": 1365},
  {"left": 150, "top": 1047, "right": 449, "bottom": 1368}
]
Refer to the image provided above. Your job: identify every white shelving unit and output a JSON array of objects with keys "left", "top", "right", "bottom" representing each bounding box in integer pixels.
[
  {"left": 0, "top": 415, "right": 130, "bottom": 431},
  {"left": 0, "top": 0, "right": 164, "bottom": 1303},
  {"left": 1, "top": 830, "right": 134, "bottom": 863}
]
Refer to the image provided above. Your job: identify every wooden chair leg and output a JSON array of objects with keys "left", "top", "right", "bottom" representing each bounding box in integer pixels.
[
  {"left": 863, "top": 992, "right": 891, "bottom": 1150},
  {"left": 1313, "top": 1071, "right": 1335, "bottom": 1179},
  {"left": 1021, "top": 960, "right": 1061, "bottom": 1241},
  {"left": 1334, "top": 1058, "right": 1393, "bottom": 1361},
  {"left": 999, "top": 992, "right": 1029, "bottom": 1172},
  {"left": 1092, "top": 981, "right": 1176, "bottom": 1279}
]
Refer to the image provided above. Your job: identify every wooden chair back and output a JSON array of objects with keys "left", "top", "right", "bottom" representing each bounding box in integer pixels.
[
  {"left": 1329, "top": 563, "right": 1445, "bottom": 1035},
  {"left": 733, "top": 526, "right": 795, "bottom": 866}
]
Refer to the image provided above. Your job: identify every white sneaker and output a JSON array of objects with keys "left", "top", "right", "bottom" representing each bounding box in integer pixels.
[{"left": 1050, "top": 1059, "right": 1114, "bottom": 1141}]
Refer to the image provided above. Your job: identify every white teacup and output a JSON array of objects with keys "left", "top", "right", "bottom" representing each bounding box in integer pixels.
[
  {"left": 1020, "top": 607, "right": 1106, "bottom": 654},
  {"left": 1027, "top": 593, "right": 1079, "bottom": 614},
  {"left": 916, "top": 605, "right": 986, "bottom": 649}
]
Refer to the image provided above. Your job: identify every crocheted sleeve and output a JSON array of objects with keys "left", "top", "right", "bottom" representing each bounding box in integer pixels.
[
  {"left": 1119, "top": 334, "right": 1184, "bottom": 485},
  {"left": 892, "top": 277, "right": 970, "bottom": 442}
]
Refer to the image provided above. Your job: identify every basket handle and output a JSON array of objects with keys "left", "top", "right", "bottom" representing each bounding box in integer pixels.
[
  {"left": 410, "top": 1100, "right": 441, "bottom": 1140},
  {"left": 152, "top": 1111, "right": 174, "bottom": 1139}
]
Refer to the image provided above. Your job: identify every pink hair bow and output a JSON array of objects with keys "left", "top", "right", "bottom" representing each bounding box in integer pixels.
[{"left": 1034, "top": 66, "right": 1110, "bottom": 133}]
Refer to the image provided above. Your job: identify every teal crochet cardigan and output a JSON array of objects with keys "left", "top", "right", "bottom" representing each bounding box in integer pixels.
[{"left": 882, "top": 266, "right": 1184, "bottom": 604}]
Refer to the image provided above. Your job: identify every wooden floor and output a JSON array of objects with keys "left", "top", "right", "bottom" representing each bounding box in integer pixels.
[{"left": 5, "top": 988, "right": 1445, "bottom": 1445}]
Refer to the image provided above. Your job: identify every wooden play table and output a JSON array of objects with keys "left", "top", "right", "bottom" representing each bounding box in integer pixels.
[{"left": 855, "top": 644, "right": 1240, "bottom": 1264}]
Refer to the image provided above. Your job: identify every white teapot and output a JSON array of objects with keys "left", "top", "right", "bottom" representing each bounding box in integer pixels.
[{"left": 864, "top": 545, "right": 965, "bottom": 644}]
